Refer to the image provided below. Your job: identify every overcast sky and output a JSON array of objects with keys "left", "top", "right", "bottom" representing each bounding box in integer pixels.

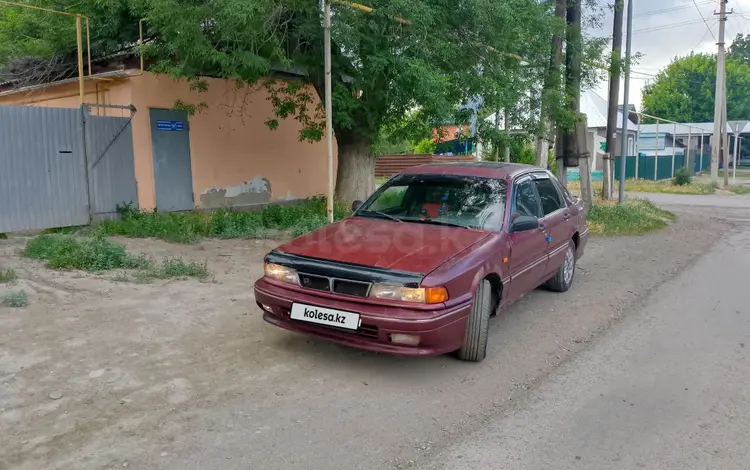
[{"left": 589, "top": 0, "right": 750, "bottom": 108}]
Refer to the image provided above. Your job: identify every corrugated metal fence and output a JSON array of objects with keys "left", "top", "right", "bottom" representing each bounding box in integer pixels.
[
  {"left": 0, "top": 104, "right": 138, "bottom": 233},
  {"left": 375, "top": 154, "right": 477, "bottom": 178}
]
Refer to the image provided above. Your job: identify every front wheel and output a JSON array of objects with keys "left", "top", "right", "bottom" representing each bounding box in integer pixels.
[
  {"left": 546, "top": 240, "right": 577, "bottom": 293},
  {"left": 456, "top": 280, "right": 492, "bottom": 362}
]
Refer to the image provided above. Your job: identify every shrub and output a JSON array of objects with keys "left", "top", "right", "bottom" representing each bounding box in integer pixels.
[
  {"left": 673, "top": 167, "right": 692, "bottom": 186},
  {"left": 2, "top": 290, "right": 28, "bottom": 308}
]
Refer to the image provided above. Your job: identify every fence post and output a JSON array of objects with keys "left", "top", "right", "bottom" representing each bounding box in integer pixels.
[
  {"left": 635, "top": 119, "right": 640, "bottom": 178},
  {"left": 79, "top": 104, "right": 92, "bottom": 223},
  {"left": 654, "top": 120, "right": 660, "bottom": 181},
  {"left": 676, "top": 123, "right": 677, "bottom": 178},
  {"left": 700, "top": 130, "right": 704, "bottom": 172},
  {"left": 683, "top": 126, "right": 695, "bottom": 174}
]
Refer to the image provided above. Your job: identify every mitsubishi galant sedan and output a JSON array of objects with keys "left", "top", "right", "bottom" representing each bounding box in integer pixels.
[{"left": 254, "top": 162, "right": 588, "bottom": 362}]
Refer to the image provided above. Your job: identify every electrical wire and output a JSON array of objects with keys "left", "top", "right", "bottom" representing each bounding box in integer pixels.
[
  {"left": 692, "top": 0, "right": 717, "bottom": 41},
  {"left": 633, "top": 1, "right": 713, "bottom": 19},
  {"left": 633, "top": 18, "right": 708, "bottom": 34},
  {"left": 691, "top": 19, "right": 718, "bottom": 51}
]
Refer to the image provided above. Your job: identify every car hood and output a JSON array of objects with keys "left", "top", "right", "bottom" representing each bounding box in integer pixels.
[{"left": 277, "top": 216, "right": 491, "bottom": 274}]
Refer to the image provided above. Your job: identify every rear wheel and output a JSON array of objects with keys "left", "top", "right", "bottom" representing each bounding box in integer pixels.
[
  {"left": 456, "top": 280, "right": 492, "bottom": 362},
  {"left": 546, "top": 240, "right": 577, "bottom": 293}
]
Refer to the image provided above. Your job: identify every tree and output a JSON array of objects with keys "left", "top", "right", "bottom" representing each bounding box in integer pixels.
[
  {"left": 641, "top": 53, "right": 750, "bottom": 123},
  {"left": 0, "top": 0, "right": 575, "bottom": 204},
  {"left": 728, "top": 33, "right": 750, "bottom": 65}
]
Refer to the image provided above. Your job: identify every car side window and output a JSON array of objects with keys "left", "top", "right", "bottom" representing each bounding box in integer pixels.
[
  {"left": 514, "top": 180, "right": 541, "bottom": 218},
  {"left": 534, "top": 178, "right": 564, "bottom": 216}
]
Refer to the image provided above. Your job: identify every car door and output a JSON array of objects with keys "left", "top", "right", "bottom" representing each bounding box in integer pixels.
[
  {"left": 506, "top": 176, "right": 549, "bottom": 302},
  {"left": 532, "top": 173, "right": 571, "bottom": 278}
]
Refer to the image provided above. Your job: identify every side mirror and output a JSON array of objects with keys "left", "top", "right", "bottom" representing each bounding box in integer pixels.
[
  {"left": 511, "top": 215, "right": 540, "bottom": 233},
  {"left": 351, "top": 200, "right": 363, "bottom": 212}
]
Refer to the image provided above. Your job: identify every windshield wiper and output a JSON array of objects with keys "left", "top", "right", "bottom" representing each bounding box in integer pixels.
[
  {"left": 411, "top": 219, "right": 470, "bottom": 229},
  {"left": 357, "top": 210, "right": 403, "bottom": 223}
]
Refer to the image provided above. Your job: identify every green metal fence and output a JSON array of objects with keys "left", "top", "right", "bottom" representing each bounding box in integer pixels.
[{"left": 614, "top": 151, "right": 710, "bottom": 181}]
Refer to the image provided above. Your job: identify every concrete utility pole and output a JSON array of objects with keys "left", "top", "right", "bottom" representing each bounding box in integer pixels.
[
  {"left": 618, "top": 0, "right": 634, "bottom": 204},
  {"left": 323, "top": 1, "right": 334, "bottom": 222},
  {"left": 604, "top": 0, "right": 625, "bottom": 200},
  {"left": 712, "top": 0, "right": 732, "bottom": 185}
]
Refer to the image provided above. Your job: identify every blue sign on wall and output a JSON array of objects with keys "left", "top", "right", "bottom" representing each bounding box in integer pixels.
[{"left": 156, "top": 120, "right": 185, "bottom": 131}]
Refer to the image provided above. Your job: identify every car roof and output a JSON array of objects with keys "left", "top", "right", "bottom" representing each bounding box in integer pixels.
[{"left": 398, "top": 161, "right": 541, "bottom": 179}]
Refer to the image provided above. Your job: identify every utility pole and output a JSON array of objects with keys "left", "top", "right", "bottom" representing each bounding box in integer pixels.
[
  {"left": 618, "top": 0, "right": 634, "bottom": 204},
  {"left": 323, "top": 1, "right": 334, "bottom": 222},
  {"left": 561, "top": 0, "right": 582, "bottom": 188},
  {"left": 712, "top": 0, "right": 732, "bottom": 185},
  {"left": 604, "top": 0, "right": 625, "bottom": 200}
]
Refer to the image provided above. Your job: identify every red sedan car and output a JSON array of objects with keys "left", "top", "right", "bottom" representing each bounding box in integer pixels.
[{"left": 254, "top": 162, "right": 588, "bottom": 362}]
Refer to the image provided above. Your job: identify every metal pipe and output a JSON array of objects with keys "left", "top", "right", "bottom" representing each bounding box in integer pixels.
[
  {"left": 86, "top": 17, "right": 91, "bottom": 76},
  {"left": 654, "top": 120, "right": 660, "bottom": 181},
  {"left": 635, "top": 119, "right": 640, "bottom": 178},
  {"left": 687, "top": 125, "right": 692, "bottom": 172},
  {"left": 618, "top": 0, "right": 633, "bottom": 203},
  {"left": 671, "top": 122, "right": 676, "bottom": 178},
  {"left": 76, "top": 15, "right": 84, "bottom": 104}
]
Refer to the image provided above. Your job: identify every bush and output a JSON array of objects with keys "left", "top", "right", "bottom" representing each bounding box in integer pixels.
[
  {"left": 0, "top": 268, "right": 16, "bottom": 283},
  {"left": 2, "top": 290, "right": 28, "bottom": 308},
  {"left": 673, "top": 167, "right": 692, "bottom": 186}
]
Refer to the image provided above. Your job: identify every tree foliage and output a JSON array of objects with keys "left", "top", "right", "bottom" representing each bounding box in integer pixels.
[
  {"left": 641, "top": 53, "right": 750, "bottom": 123},
  {"left": 0, "top": 0, "right": 606, "bottom": 202}
]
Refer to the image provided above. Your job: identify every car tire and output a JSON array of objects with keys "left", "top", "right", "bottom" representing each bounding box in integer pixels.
[
  {"left": 456, "top": 279, "right": 492, "bottom": 363},
  {"left": 546, "top": 240, "right": 577, "bottom": 293}
]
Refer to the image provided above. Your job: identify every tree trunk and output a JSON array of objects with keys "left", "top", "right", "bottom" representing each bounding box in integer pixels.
[
  {"left": 561, "top": 0, "right": 582, "bottom": 187},
  {"left": 334, "top": 136, "right": 376, "bottom": 205},
  {"left": 537, "top": 0, "right": 568, "bottom": 168}
]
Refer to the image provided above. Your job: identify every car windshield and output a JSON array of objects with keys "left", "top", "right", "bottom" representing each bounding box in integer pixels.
[{"left": 356, "top": 174, "right": 507, "bottom": 231}]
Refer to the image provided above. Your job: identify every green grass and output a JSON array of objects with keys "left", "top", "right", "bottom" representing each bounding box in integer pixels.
[
  {"left": 587, "top": 199, "right": 675, "bottom": 236},
  {"left": 96, "top": 197, "right": 350, "bottom": 243},
  {"left": 569, "top": 179, "right": 716, "bottom": 195},
  {"left": 2, "top": 290, "right": 28, "bottom": 308},
  {"left": 0, "top": 268, "right": 17, "bottom": 283},
  {"left": 22, "top": 234, "right": 209, "bottom": 281},
  {"left": 728, "top": 185, "right": 750, "bottom": 195}
]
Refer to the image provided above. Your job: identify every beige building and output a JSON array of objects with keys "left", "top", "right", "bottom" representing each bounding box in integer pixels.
[{"left": 0, "top": 69, "right": 337, "bottom": 212}]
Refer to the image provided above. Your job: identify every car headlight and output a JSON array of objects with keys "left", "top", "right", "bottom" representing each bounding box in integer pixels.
[
  {"left": 369, "top": 284, "right": 449, "bottom": 304},
  {"left": 264, "top": 263, "right": 298, "bottom": 284}
]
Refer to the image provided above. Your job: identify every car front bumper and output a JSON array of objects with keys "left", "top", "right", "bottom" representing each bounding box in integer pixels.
[{"left": 254, "top": 278, "right": 471, "bottom": 356}]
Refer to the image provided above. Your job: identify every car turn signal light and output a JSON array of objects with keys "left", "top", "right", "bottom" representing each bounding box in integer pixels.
[{"left": 369, "top": 284, "right": 449, "bottom": 304}]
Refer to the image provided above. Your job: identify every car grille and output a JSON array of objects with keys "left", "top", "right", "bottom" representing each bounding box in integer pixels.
[{"left": 298, "top": 273, "right": 371, "bottom": 298}]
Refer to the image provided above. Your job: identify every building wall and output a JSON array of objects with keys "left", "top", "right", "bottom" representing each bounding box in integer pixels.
[
  {"left": 0, "top": 72, "right": 336, "bottom": 211},
  {"left": 129, "top": 72, "right": 336, "bottom": 210}
]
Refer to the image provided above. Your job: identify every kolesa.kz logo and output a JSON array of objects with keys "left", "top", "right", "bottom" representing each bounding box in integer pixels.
[{"left": 304, "top": 307, "right": 346, "bottom": 325}]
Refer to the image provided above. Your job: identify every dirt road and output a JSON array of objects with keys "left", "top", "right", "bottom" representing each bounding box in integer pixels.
[
  {"left": 0, "top": 209, "right": 730, "bottom": 470},
  {"left": 417, "top": 204, "right": 750, "bottom": 470}
]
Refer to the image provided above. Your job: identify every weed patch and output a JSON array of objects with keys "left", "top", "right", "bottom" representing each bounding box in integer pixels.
[
  {"left": 588, "top": 199, "right": 675, "bottom": 236},
  {"left": 23, "top": 234, "right": 209, "bottom": 281},
  {"left": 2, "top": 290, "right": 28, "bottom": 308},
  {"left": 0, "top": 268, "right": 17, "bottom": 283},
  {"left": 728, "top": 185, "right": 750, "bottom": 195},
  {"left": 569, "top": 179, "right": 715, "bottom": 195},
  {"left": 96, "top": 197, "right": 350, "bottom": 243}
]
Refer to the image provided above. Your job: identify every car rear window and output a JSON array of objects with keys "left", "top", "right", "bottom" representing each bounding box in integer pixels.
[{"left": 357, "top": 174, "right": 507, "bottom": 231}]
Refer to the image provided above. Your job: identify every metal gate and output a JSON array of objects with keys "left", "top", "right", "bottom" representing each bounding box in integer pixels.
[{"left": 0, "top": 104, "right": 138, "bottom": 233}]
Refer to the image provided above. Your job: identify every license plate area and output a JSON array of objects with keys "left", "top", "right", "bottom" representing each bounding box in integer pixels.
[{"left": 290, "top": 303, "right": 361, "bottom": 331}]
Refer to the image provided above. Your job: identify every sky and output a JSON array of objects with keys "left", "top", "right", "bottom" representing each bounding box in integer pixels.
[{"left": 589, "top": 0, "right": 750, "bottom": 108}]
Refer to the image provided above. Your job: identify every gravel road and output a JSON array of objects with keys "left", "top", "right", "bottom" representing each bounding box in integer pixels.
[
  {"left": 0, "top": 201, "right": 738, "bottom": 470},
  {"left": 417, "top": 198, "right": 750, "bottom": 470}
]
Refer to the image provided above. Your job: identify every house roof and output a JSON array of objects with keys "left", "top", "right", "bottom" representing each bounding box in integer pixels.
[
  {"left": 580, "top": 89, "right": 637, "bottom": 131},
  {"left": 638, "top": 122, "right": 736, "bottom": 135}
]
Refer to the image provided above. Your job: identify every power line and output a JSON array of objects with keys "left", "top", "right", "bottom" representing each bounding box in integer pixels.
[
  {"left": 692, "top": 19, "right": 719, "bottom": 51},
  {"left": 633, "top": 18, "right": 707, "bottom": 34},
  {"left": 693, "top": 0, "right": 718, "bottom": 41},
  {"left": 634, "top": 1, "right": 713, "bottom": 19}
]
